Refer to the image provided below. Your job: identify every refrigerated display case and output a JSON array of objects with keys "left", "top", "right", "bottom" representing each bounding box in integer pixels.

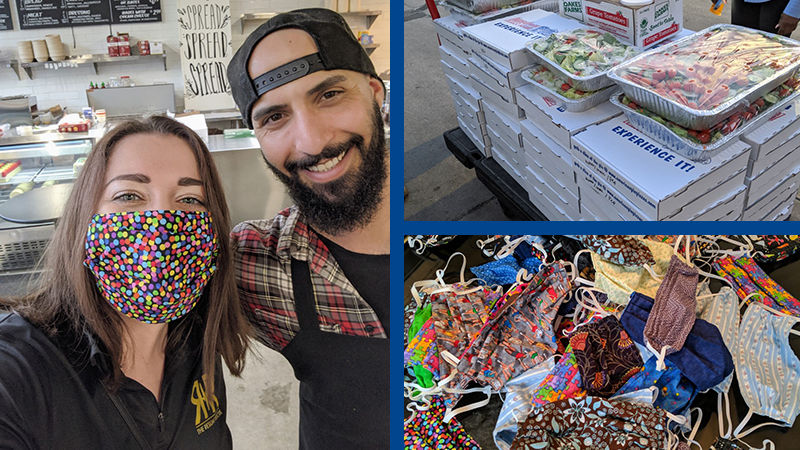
[{"left": 0, "top": 135, "right": 93, "bottom": 276}]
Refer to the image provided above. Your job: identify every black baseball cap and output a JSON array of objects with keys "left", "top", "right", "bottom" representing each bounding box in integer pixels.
[{"left": 228, "top": 8, "right": 381, "bottom": 129}]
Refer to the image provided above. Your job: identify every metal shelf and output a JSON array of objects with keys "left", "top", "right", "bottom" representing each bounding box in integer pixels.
[
  {"left": 6, "top": 54, "right": 166, "bottom": 80},
  {"left": 239, "top": 10, "right": 381, "bottom": 32},
  {"left": 0, "top": 167, "right": 77, "bottom": 190}
]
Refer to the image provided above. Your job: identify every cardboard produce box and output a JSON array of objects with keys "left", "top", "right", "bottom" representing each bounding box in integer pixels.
[
  {"left": 571, "top": 116, "right": 750, "bottom": 220},
  {"left": 461, "top": 9, "right": 580, "bottom": 70},
  {"left": 582, "top": 0, "right": 683, "bottom": 49},
  {"left": 559, "top": 0, "right": 585, "bottom": 21},
  {"left": 515, "top": 83, "right": 622, "bottom": 152}
]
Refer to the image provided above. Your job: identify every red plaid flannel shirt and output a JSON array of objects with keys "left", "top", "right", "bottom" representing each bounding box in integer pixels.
[{"left": 231, "top": 206, "right": 387, "bottom": 351}]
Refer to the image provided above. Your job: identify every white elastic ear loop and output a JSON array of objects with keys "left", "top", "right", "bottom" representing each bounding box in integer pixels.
[
  {"left": 718, "top": 389, "right": 734, "bottom": 438},
  {"left": 684, "top": 407, "right": 703, "bottom": 450},
  {"left": 740, "top": 292, "right": 763, "bottom": 311},
  {"left": 732, "top": 409, "right": 785, "bottom": 441},
  {"left": 645, "top": 340, "right": 671, "bottom": 371},
  {"left": 571, "top": 249, "right": 595, "bottom": 287},
  {"left": 411, "top": 279, "right": 439, "bottom": 307},
  {"left": 442, "top": 386, "right": 492, "bottom": 423},
  {"left": 496, "top": 236, "right": 527, "bottom": 259},
  {"left": 435, "top": 252, "right": 468, "bottom": 286},
  {"left": 644, "top": 263, "right": 663, "bottom": 280}
]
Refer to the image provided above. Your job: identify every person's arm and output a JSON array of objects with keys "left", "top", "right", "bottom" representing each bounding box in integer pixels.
[{"left": 778, "top": 0, "right": 800, "bottom": 36}]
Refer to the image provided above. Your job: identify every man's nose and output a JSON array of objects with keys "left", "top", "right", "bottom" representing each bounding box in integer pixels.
[{"left": 291, "top": 108, "right": 333, "bottom": 155}]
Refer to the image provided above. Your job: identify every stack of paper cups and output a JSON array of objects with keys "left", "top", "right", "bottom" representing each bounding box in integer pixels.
[
  {"left": 33, "top": 40, "right": 49, "bottom": 62},
  {"left": 17, "top": 41, "right": 34, "bottom": 63},
  {"left": 45, "top": 34, "right": 65, "bottom": 61}
]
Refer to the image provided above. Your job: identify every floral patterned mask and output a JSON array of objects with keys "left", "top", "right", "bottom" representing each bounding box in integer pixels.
[{"left": 511, "top": 396, "right": 669, "bottom": 449}]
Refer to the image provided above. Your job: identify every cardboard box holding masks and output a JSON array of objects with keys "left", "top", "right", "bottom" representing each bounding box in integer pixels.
[{"left": 580, "top": 0, "right": 683, "bottom": 49}]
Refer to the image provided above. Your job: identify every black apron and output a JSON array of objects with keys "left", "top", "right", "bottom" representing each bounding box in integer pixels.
[{"left": 281, "top": 258, "right": 389, "bottom": 450}]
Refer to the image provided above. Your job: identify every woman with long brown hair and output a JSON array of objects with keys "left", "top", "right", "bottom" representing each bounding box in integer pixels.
[{"left": 0, "top": 116, "right": 250, "bottom": 449}]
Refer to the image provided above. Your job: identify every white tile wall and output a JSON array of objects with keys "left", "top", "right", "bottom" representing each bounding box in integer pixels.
[{"left": 0, "top": 0, "right": 389, "bottom": 113}]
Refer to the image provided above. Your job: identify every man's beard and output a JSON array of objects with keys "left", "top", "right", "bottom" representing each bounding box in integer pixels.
[{"left": 264, "top": 102, "right": 387, "bottom": 234}]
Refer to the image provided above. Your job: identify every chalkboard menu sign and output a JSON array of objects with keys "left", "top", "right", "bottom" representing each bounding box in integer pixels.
[
  {"left": 0, "top": 0, "right": 12, "bottom": 30},
  {"left": 112, "top": 0, "right": 161, "bottom": 24},
  {"left": 16, "top": 0, "right": 161, "bottom": 29}
]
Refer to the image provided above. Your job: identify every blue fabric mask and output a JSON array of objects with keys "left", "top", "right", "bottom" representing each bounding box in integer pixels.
[
  {"left": 621, "top": 292, "right": 734, "bottom": 391},
  {"left": 469, "top": 254, "right": 542, "bottom": 286},
  {"left": 615, "top": 355, "right": 697, "bottom": 416}
]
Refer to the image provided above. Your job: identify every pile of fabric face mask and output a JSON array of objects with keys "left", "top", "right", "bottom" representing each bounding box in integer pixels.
[{"left": 404, "top": 235, "right": 800, "bottom": 449}]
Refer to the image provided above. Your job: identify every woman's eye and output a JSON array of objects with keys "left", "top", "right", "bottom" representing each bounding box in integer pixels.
[
  {"left": 114, "top": 192, "right": 140, "bottom": 202},
  {"left": 180, "top": 197, "right": 205, "bottom": 206}
]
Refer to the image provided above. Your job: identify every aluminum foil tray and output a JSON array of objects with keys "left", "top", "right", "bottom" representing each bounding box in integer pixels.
[
  {"left": 521, "top": 67, "right": 614, "bottom": 112},
  {"left": 526, "top": 29, "right": 639, "bottom": 92},
  {"left": 610, "top": 90, "right": 800, "bottom": 162},
  {"left": 609, "top": 24, "right": 800, "bottom": 130},
  {"left": 443, "top": 0, "right": 531, "bottom": 15}
]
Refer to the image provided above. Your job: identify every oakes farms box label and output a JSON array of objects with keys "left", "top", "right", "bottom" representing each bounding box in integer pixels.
[
  {"left": 582, "top": 0, "right": 682, "bottom": 48},
  {"left": 559, "top": 0, "right": 585, "bottom": 22}
]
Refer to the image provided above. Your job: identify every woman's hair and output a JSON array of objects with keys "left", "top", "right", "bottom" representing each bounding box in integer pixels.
[{"left": 5, "top": 115, "right": 250, "bottom": 388}]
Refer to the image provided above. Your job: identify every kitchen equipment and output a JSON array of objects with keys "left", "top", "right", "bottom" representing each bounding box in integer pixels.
[{"left": 86, "top": 84, "right": 175, "bottom": 117}]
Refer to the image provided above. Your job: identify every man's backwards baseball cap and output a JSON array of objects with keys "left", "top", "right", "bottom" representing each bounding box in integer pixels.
[{"left": 228, "top": 8, "right": 380, "bottom": 129}]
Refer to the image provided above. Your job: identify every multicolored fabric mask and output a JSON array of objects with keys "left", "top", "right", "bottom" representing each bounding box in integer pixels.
[
  {"left": 455, "top": 263, "right": 570, "bottom": 391},
  {"left": 621, "top": 292, "right": 734, "bottom": 392},
  {"left": 404, "top": 315, "right": 440, "bottom": 386},
  {"left": 84, "top": 210, "right": 218, "bottom": 324},
  {"left": 511, "top": 396, "right": 669, "bottom": 449},
  {"left": 713, "top": 255, "right": 800, "bottom": 316},
  {"left": 579, "top": 235, "right": 656, "bottom": 267},
  {"left": 750, "top": 235, "right": 800, "bottom": 264},
  {"left": 530, "top": 344, "right": 586, "bottom": 407},
  {"left": 615, "top": 355, "right": 697, "bottom": 415},
  {"left": 404, "top": 396, "right": 480, "bottom": 449},
  {"left": 430, "top": 286, "right": 493, "bottom": 381},
  {"left": 570, "top": 315, "right": 643, "bottom": 397}
]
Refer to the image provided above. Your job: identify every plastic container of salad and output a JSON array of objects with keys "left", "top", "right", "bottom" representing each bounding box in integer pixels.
[
  {"left": 443, "top": 0, "right": 532, "bottom": 15},
  {"left": 609, "top": 24, "right": 800, "bottom": 130},
  {"left": 610, "top": 76, "right": 800, "bottom": 161},
  {"left": 521, "top": 65, "right": 615, "bottom": 112},
  {"left": 526, "top": 28, "right": 639, "bottom": 92}
]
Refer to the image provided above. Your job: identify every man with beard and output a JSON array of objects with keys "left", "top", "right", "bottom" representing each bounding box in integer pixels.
[{"left": 225, "top": 8, "right": 388, "bottom": 450}]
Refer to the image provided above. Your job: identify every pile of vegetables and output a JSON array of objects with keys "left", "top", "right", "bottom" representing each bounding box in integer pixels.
[
  {"left": 617, "top": 27, "right": 800, "bottom": 111},
  {"left": 529, "top": 29, "right": 639, "bottom": 78},
  {"left": 525, "top": 65, "right": 604, "bottom": 100},
  {"left": 619, "top": 76, "right": 800, "bottom": 145}
]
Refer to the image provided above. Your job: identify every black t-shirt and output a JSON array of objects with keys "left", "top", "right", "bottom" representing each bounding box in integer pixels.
[
  {"left": 318, "top": 234, "right": 390, "bottom": 335},
  {"left": 0, "top": 312, "right": 231, "bottom": 449}
]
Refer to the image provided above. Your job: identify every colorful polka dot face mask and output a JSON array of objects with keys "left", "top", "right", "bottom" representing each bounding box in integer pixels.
[{"left": 84, "top": 210, "right": 218, "bottom": 324}]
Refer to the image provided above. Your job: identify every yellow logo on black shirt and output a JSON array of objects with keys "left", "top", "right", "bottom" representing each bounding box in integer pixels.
[{"left": 191, "top": 374, "right": 221, "bottom": 435}]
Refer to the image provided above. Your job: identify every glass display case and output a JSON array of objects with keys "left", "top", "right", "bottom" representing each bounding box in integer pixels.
[{"left": 0, "top": 135, "right": 93, "bottom": 275}]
